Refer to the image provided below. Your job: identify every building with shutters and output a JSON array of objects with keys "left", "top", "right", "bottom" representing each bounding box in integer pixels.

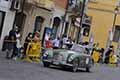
[{"left": 62, "top": 0, "right": 90, "bottom": 42}]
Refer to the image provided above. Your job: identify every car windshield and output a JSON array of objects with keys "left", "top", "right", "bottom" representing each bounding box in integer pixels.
[
  {"left": 53, "top": 50, "right": 75, "bottom": 54},
  {"left": 71, "top": 44, "right": 85, "bottom": 53}
]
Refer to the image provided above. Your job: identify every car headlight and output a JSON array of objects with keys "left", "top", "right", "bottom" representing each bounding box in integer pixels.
[
  {"left": 86, "top": 58, "right": 89, "bottom": 64},
  {"left": 43, "top": 51, "right": 49, "bottom": 57},
  {"left": 68, "top": 55, "right": 74, "bottom": 62}
]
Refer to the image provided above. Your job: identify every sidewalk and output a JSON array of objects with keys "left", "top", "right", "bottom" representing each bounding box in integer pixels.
[{"left": 0, "top": 50, "right": 6, "bottom": 59}]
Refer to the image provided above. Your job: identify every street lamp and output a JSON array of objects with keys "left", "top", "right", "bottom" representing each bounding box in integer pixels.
[
  {"left": 107, "top": 6, "right": 119, "bottom": 48},
  {"left": 104, "top": 6, "right": 119, "bottom": 62},
  {"left": 112, "top": 6, "right": 119, "bottom": 32}
]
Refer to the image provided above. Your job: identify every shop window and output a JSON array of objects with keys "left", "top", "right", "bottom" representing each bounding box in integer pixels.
[
  {"left": 113, "top": 25, "right": 120, "bottom": 42},
  {"left": 0, "top": 11, "right": 5, "bottom": 38},
  {"left": 34, "top": 16, "right": 44, "bottom": 32}
]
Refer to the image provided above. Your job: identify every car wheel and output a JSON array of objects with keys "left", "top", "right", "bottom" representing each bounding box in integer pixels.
[
  {"left": 43, "top": 62, "right": 50, "bottom": 67},
  {"left": 72, "top": 58, "right": 79, "bottom": 72},
  {"left": 86, "top": 67, "right": 90, "bottom": 72}
]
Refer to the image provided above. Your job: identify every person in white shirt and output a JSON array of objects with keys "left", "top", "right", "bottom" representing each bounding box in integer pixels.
[
  {"left": 52, "top": 37, "right": 60, "bottom": 49},
  {"left": 62, "top": 35, "right": 68, "bottom": 48},
  {"left": 13, "top": 32, "right": 22, "bottom": 60}
]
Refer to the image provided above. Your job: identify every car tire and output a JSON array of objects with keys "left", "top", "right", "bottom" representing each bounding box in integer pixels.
[
  {"left": 43, "top": 62, "right": 50, "bottom": 67},
  {"left": 72, "top": 58, "right": 79, "bottom": 72},
  {"left": 86, "top": 67, "right": 90, "bottom": 72}
]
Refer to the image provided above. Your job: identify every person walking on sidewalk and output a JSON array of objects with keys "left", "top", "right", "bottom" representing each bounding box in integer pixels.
[
  {"left": 5, "top": 27, "right": 17, "bottom": 59},
  {"left": 5, "top": 35, "right": 16, "bottom": 59},
  {"left": 15, "top": 31, "right": 22, "bottom": 59}
]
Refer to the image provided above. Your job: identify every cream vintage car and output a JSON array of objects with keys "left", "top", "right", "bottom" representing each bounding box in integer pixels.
[{"left": 42, "top": 44, "right": 94, "bottom": 72}]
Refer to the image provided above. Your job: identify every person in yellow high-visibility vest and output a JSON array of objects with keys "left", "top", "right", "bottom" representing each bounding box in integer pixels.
[
  {"left": 26, "top": 33, "right": 41, "bottom": 63},
  {"left": 109, "top": 51, "right": 117, "bottom": 64},
  {"left": 92, "top": 50, "right": 100, "bottom": 63}
]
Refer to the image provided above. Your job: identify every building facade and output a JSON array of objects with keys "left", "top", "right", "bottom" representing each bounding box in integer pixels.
[
  {"left": 0, "top": 0, "right": 16, "bottom": 49},
  {"left": 17, "top": 0, "right": 54, "bottom": 44},
  {"left": 50, "top": 0, "right": 67, "bottom": 39},
  {"left": 87, "top": 0, "right": 120, "bottom": 49}
]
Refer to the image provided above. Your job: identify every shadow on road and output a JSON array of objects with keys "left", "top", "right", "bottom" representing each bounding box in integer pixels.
[{"left": 48, "top": 66, "right": 93, "bottom": 73}]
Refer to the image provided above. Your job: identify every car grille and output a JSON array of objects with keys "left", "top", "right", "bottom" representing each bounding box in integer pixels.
[
  {"left": 79, "top": 57, "right": 89, "bottom": 64},
  {"left": 53, "top": 54, "right": 64, "bottom": 61}
]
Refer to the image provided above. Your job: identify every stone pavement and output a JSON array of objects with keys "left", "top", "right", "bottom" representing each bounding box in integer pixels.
[{"left": 0, "top": 50, "right": 120, "bottom": 80}]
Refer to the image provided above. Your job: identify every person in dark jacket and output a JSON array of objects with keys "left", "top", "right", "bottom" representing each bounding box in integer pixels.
[
  {"left": 5, "top": 35, "right": 16, "bottom": 59},
  {"left": 10, "top": 27, "right": 19, "bottom": 59},
  {"left": 104, "top": 45, "right": 114, "bottom": 64},
  {"left": 23, "top": 33, "right": 33, "bottom": 57}
]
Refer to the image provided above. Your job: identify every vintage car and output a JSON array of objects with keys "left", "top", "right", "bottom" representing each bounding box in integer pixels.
[{"left": 42, "top": 45, "right": 94, "bottom": 72}]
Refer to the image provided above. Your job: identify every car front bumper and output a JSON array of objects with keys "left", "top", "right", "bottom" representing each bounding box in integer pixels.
[{"left": 42, "top": 59, "right": 73, "bottom": 67}]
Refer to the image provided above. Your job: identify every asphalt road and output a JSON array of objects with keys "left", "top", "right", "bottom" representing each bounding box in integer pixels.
[{"left": 0, "top": 51, "right": 120, "bottom": 80}]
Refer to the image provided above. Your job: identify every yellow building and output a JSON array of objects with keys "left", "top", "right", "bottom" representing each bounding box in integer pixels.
[{"left": 86, "top": 0, "right": 120, "bottom": 49}]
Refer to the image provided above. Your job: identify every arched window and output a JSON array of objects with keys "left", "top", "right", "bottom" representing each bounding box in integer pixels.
[
  {"left": 34, "top": 16, "right": 44, "bottom": 32},
  {"left": 52, "top": 17, "right": 61, "bottom": 39}
]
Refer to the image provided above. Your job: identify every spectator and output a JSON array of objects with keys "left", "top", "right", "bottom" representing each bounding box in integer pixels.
[
  {"left": 45, "top": 38, "right": 53, "bottom": 49},
  {"left": 15, "top": 31, "right": 22, "bottom": 59},
  {"left": 5, "top": 35, "right": 16, "bottom": 59},
  {"left": 23, "top": 33, "right": 33, "bottom": 57},
  {"left": 52, "top": 37, "right": 60, "bottom": 49},
  {"left": 104, "top": 45, "right": 114, "bottom": 64}
]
